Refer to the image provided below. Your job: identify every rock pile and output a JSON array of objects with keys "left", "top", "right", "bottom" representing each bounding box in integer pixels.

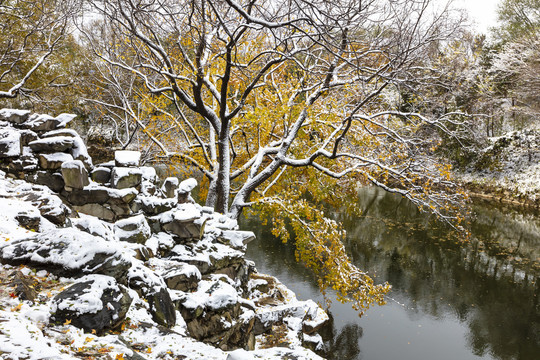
[{"left": 0, "top": 108, "right": 328, "bottom": 357}]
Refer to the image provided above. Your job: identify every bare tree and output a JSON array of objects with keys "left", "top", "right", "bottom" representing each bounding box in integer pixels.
[
  {"left": 0, "top": 0, "right": 80, "bottom": 100},
  {"left": 82, "top": 0, "right": 467, "bottom": 217},
  {"left": 79, "top": 0, "right": 470, "bottom": 313}
]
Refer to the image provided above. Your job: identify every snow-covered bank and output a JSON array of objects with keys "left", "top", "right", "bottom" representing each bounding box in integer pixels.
[
  {"left": 0, "top": 108, "right": 328, "bottom": 359},
  {"left": 454, "top": 129, "right": 540, "bottom": 207}
]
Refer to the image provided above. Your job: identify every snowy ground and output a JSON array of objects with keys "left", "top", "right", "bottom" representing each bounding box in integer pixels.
[
  {"left": 0, "top": 171, "right": 324, "bottom": 360},
  {"left": 454, "top": 129, "right": 540, "bottom": 204}
]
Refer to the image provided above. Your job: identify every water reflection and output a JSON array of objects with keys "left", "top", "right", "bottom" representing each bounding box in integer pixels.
[{"left": 243, "top": 187, "right": 540, "bottom": 360}]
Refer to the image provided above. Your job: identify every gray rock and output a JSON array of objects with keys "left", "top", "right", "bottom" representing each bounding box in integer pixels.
[
  {"left": 21, "top": 190, "right": 70, "bottom": 226},
  {"left": 114, "top": 150, "right": 141, "bottom": 167},
  {"left": 147, "top": 287, "right": 176, "bottom": 328},
  {"left": 91, "top": 166, "right": 111, "bottom": 184},
  {"left": 133, "top": 195, "right": 176, "bottom": 216},
  {"left": 19, "top": 130, "right": 38, "bottom": 147},
  {"left": 63, "top": 186, "right": 110, "bottom": 206},
  {"left": 74, "top": 203, "right": 116, "bottom": 222},
  {"left": 162, "top": 220, "right": 201, "bottom": 241},
  {"left": 0, "top": 108, "right": 31, "bottom": 124},
  {"left": 0, "top": 128, "right": 22, "bottom": 158},
  {"left": 38, "top": 153, "right": 73, "bottom": 170},
  {"left": 25, "top": 113, "right": 69, "bottom": 132},
  {"left": 114, "top": 214, "right": 151, "bottom": 244},
  {"left": 50, "top": 275, "right": 131, "bottom": 334},
  {"left": 26, "top": 171, "right": 65, "bottom": 193},
  {"left": 111, "top": 167, "right": 142, "bottom": 189},
  {"left": 162, "top": 263, "right": 201, "bottom": 292},
  {"left": 0, "top": 229, "right": 131, "bottom": 282},
  {"left": 217, "top": 230, "right": 256, "bottom": 250},
  {"left": 15, "top": 211, "right": 41, "bottom": 231},
  {"left": 126, "top": 263, "right": 176, "bottom": 328},
  {"left": 161, "top": 177, "right": 179, "bottom": 198},
  {"left": 175, "top": 277, "right": 254, "bottom": 349},
  {"left": 28, "top": 136, "right": 75, "bottom": 153},
  {"left": 107, "top": 188, "right": 138, "bottom": 204},
  {"left": 61, "top": 160, "right": 89, "bottom": 190}
]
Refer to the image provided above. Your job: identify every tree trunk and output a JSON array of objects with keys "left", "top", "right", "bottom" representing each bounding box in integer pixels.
[{"left": 215, "top": 126, "right": 230, "bottom": 214}]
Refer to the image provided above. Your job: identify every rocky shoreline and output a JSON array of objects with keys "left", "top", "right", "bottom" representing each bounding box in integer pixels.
[
  {"left": 454, "top": 129, "right": 540, "bottom": 209},
  {"left": 0, "top": 108, "right": 328, "bottom": 359}
]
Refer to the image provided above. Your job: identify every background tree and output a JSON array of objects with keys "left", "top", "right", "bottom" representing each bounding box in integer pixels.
[
  {"left": 81, "top": 0, "right": 469, "bottom": 312},
  {"left": 0, "top": 0, "right": 83, "bottom": 109}
]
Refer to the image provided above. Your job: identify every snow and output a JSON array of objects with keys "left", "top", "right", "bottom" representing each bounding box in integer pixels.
[
  {"left": 0, "top": 128, "right": 21, "bottom": 157},
  {"left": 115, "top": 150, "right": 141, "bottom": 167},
  {"left": 61, "top": 159, "right": 85, "bottom": 170},
  {"left": 0, "top": 141, "right": 326, "bottom": 360},
  {"left": 181, "top": 276, "right": 239, "bottom": 311},
  {"left": 140, "top": 166, "right": 157, "bottom": 182},
  {"left": 73, "top": 213, "right": 115, "bottom": 239},
  {"left": 51, "top": 274, "right": 120, "bottom": 315},
  {"left": 178, "top": 178, "right": 197, "bottom": 193},
  {"left": 456, "top": 129, "right": 540, "bottom": 202},
  {"left": 1, "top": 227, "right": 126, "bottom": 271},
  {"left": 145, "top": 232, "right": 175, "bottom": 255},
  {"left": 55, "top": 113, "right": 77, "bottom": 127},
  {"left": 174, "top": 203, "right": 202, "bottom": 222},
  {"left": 111, "top": 166, "right": 142, "bottom": 181},
  {"left": 0, "top": 108, "right": 30, "bottom": 119},
  {"left": 40, "top": 152, "right": 73, "bottom": 163}
]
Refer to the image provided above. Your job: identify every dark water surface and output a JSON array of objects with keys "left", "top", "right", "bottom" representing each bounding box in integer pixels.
[{"left": 242, "top": 187, "right": 540, "bottom": 360}]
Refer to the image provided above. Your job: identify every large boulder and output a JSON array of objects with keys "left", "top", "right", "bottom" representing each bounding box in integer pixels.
[
  {"left": 91, "top": 166, "right": 111, "bottom": 184},
  {"left": 21, "top": 188, "right": 71, "bottom": 225},
  {"left": 159, "top": 204, "right": 203, "bottom": 241},
  {"left": 177, "top": 178, "right": 197, "bottom": 204},
  {"left": 50, "top": 275, "right": 132, "bottom": 334},
  {"left": 114, "top": 214, "right": 151, "bottom": 244},
  {"left": 28, "top": 136, "right": 75, "bottom": 153},
  {"left": 25, "top": 171, "right": 65, "bottom": 193},
  {"left": 115, "top": 150, "right": 141, "bottom": 167},
  {"left": 63, "top": 186, "right": 110, "bottom": 206},
  {"left": 0, "top": 108, "right": 31, "bottom": 124},
  {"left": 175, "top": 276, "right": 254, "bottom": 350},
  {"left": 131, "top": 195, "right": 176, "bottom": 216},
  {"left": 38, "top": 153, "right": 73, "bottom": 170},
  {"left": 127, "top": 262, "right": 176, "bottom": 328},
  {"left": 161, "top": 177, "right": 179, "bottom": 198},
  {"left": 111, "top": 167, "right": 142, "bottom": 189},
  {"left": 160, "top": 262, "right": 201, "bottom": 292},
  {"left": 25, "top": 113, "right": 75, "bottom": 132},
  {"left": 0, "top": 228, "right": 131, "bottom": 282},
  {"left": 217, "top": 230, "right": 256, "bottom": 250},
  {"left": 61, "top": 160, "right": 89, "bottom": 190},
  {"left": 0, "top": 128, "right": 22, "bottom": 158},
  {"left": 73, "top": 203, "right": 116, "bottom": 222},
  {"left": 42, "top": 129, "right": 92, "bottom": 168}
]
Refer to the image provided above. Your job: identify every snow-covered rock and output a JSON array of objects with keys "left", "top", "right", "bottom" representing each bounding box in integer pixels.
[
  {"left": 0, "top": 108, "right": 31, "bottom": 124},
  {"left": 114, "top": 214, "right": 151, "bottom": 244},
  {"left": 115, "top": 150, "right": 141, "bottom": 167},
  {"left": 50, "top": 275, "right": 132, "bottom": 334},
  {"left": 0, "top": 228, "right": 131, "bottom": 281},
  {"left": 28, "top": 136, "right": 74, "bottom": 152},
  {"left": 38, "top": 152, "right": 73, "bottom": 170},
  {"left": 0, "top": 128, "right": 22, "bottom": 158},
  {"left": 111, "top": 166, "right": 142, "bottom": 189},
  {"left": 61, "top": 159, "right": 89, "bottom": 190}
]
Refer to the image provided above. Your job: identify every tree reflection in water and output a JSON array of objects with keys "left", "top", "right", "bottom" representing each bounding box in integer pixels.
[{"left": 243, "top": 187, "right": 540, "bottom": 360}]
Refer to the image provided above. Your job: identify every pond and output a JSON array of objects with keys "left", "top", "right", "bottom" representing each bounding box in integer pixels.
[{"left": 241, "top": 187, "right": 540, "bottom": 360}]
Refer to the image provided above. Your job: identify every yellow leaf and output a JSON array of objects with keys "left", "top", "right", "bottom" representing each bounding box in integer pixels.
[{"left": 64, "top": 319, "right": 72, "bottom": 325}]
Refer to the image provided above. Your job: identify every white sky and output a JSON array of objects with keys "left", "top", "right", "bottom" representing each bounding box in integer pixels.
[{"left": 453, "top": 0, "right": 502, "bottom": 33}]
